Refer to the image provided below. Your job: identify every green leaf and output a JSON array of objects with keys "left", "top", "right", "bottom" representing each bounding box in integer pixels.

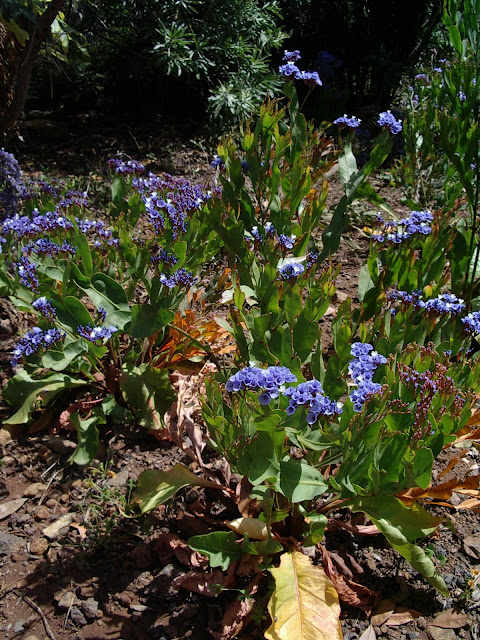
[
  {"left": 278, "top": 460, "right": 328, "bottom": 502},
  {"left": 3, "top": 370, "right": 87, "bottom": 425},
  {"left": 338, "top": 136, "right": 358, "bottom": 194},
  {"left": 126, "top": 305, "right": 174, "bottom": 338},
  {"left": 237, "top": 430, "right": 283, "bottom": 485},
  {"left": 412, "top": 447, "right": 434, "bottom": 490},
  {"left": 69, "top": 412, "right": 100, "bottom": 465},
  {"left": 241, "top": 538, "right": 283, "bottom": 556},
  {"left": 188, "top": 531, "right": 244, "bottom": 570},
  {"left": 133, "top": 464, "right": 219, "bottom": 513},
  {"left": 41, "top": 339, "right": 88, "bottom": 371},
  {"left": 53, "top": 296, "right": 93, "bottom": 334},
  {"left": 85, "top": 273, "right": 130, "bottom": 313},
  {"left": 119, "top": 363, "right": 175, "bottom": 430},
  {"left": 351, "top": 495, "right": 447, "bottom": 594}
]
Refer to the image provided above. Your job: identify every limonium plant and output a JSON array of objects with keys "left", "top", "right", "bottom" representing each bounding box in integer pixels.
[{"left": 3, "top": 37, "right": 480, "bottom": 640}]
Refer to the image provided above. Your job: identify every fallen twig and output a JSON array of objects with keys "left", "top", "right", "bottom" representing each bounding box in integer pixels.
[{"left": 13, "top": 589, "right": 56, "bottom": 640}]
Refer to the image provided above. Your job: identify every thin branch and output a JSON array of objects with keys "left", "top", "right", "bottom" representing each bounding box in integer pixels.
[{"left": 14, "top": 590, "right": 57, "bottom": 640}]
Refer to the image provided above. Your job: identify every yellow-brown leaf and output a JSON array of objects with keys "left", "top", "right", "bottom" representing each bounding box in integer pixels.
[{"left": 265, "top": 551, "right": 343, "bottom": 640}]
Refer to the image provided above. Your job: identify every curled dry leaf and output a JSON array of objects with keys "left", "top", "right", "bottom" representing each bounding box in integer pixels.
[
  {"left": 209, "top": 574, "right": 262, "bottom": 640},
  {"left": 235, "top": 476, "right": 260, "bottom": 517},
  {"left": 227, "top": 517, "right": 269, "bottom": 540},
  {"left": 153, "top": 531, "right": 208, "bottom": 568},
  {"left": 322, "top": 547, "right": 381, "bottom": 615},
  {"left": 327, "top": 518, "right": 380, "bottom": 536},
  {"left": 174, "top": 563, "right": 236, "bottom": 597}
]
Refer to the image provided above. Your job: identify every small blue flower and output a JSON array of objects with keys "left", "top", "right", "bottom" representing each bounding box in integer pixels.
[
  {"left": 377, "top": 110, "right": 403, "bottom": 134},
  {"left": 32, "top": 297, "right": 56, "bottom": 321},
  {"left": 333, "top": 114, "right": 361, "bottom": 129},
  {"left": 78, "top": 324, "right": 118, "bottom": 343},
  {"left": 278, "top": 261, "right": 304, "bottom": 280}
]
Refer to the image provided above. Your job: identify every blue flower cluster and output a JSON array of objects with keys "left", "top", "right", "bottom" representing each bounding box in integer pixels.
[
  {"left": 108, "top": 158, "right": 145, "bottom": 175},
  {"left": 32, "top": 297, "right": 57, "bottom": 321},
  {"left": 372, "top": 210, "right": 433, "bottom": 243},
  {"left": 278, "top": 261, "right": 305, "bottom": 280},
  {"left": 151, "top": 249, "right": 179, "bottom": 267},
  {"left": 418, "top": 293, "right": 465, "bottom": 315},
  {"left": 22, "top": 238, "right": 76, "bottom": 257},
  {"left": 462, "top": 311, "right": 480, "bottom": 334},
  {"left": 277, "top": 233, "right": 296, "bottom": 250},
  {"left": 388, "top": 289, "right": 466, "bottom": 317},
  {"left": 283, "top": 380, "right": 342, "bottom": 424},
  {"left": 377, "top": 110, "right": 403, "bottom": 135},
  {"left": 1, "top": 210, "right": 73, "bottom": 238},
  {"left": 279, "top": 50, "right": 322, "bottom": 87},
  {"left": 226, "top": 365, "right": 297, "bottom": 405},
  {"left": 210, "top": 156, "right": 226, "bottom": 169},
  {"left": 0, "top": 149, "right": 25, "bottom": 219},
  {"left": 77, "top": 324, "right": 118, "bottom": 343},
  {"left": 348, "top": 343, "right": 387, "bottom": 412},
  {"left": 159, "top": 267, "right": 196, "bottom": 288},
  {"left": 17, "top": 256, "right": 39, "bottom": 291},
  {"left": 11, "top": 327, "right": 65, "bottom": 367},
  {"left": 134, "top": 173, "right": 213, "bottom": 240},
  {"left": 458, "top": 90, "right": 467, "bottom": 102},
  {"left": 97, "top": 306, "right": 107, "bottom": 322},
  {"left": 333, "top": 114, "right": 362, "bottom": 129},
  {"left": 75, "top": 217, "right": 118, "bottom": 247}
]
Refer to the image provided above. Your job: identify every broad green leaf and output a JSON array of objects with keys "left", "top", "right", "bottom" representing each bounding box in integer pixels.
[
  {"left": 351, "top": 495, "right": 447, "bottom": 594},
  {"left": 3, "top": 370, "right": 87, "bottom": 425},
  {"left": 188, "top": 531, "right": 243, "bottom": 570},
  {"left": 126, "top": 304, "right": 174, "bottom": 338},
  {"left": 53, "top": 296, "right": 93, "bottom": 334},
  {"left": 85, "top": 273, "right": 129, "bottom": 313},
  {"left": 265, "top": 551, "right": 342, "bottom": 640},
  {"left": 119, "top": 363, "right": 175, "bottom": 430},
  {"left": 278, "top": 460, "right": 328, "bottom": 502},
  {"left": 237, "top": 430, "right": 283, "bottom": 485},
  {"left": 338, "top": 136, "right": 358, "bottom": 194},
  {"left": 41, "top": 339, "right": 87, "bottom": 371},
  {"left": 69, "top": 412, "right": 100, "bottom": 465},
  {"left": 412, "top": 447, "right": 434, "bottom": 490},
  {"left": 241, "top": 538, "right": 283, "bottom": 556},
  {"left": 133, "top": 464, "right": 218, "bottom": 513}
]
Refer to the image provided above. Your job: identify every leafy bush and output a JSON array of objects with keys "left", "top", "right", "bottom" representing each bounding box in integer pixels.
[{"left": 29, "top": 0, "right": 287, "bottom": 127}]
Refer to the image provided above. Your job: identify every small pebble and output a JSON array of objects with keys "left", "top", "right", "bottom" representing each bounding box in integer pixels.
[
  {"left": 45, "top": 498, "right": 57, "bottom": 508},
  {"left": 13, "top": 620, "right": 25, "bottom": 633},
  {"left": 35, "top": 506, "right": 50, "bottom": 521},
  {"left": 30, "top": 538, "right": 49, "bottom": 555}
]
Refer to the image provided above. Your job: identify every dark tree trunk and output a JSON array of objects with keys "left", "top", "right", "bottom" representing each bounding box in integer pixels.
[{"left": 0, "top": 0, "right": 65, "bottom": 138}]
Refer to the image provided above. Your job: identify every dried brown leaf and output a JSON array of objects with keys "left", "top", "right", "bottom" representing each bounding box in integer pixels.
[
  {"left": 430, "top": 608, "right": 469, "bottom": 629},
  {"left": 174, "top": 565, "right": 235, "bottom": 597},
  {"left": 383, "top": 606, "right": 421, "bottom": 627},
  {"left": 209, "top": 574, "right": 262, "bottom": 640},
  {"left": 0, "top": 497, "right": 28, "bottom": 519},
  {"left": 371, "top": 598, "right": 396, "bottom": 627},
  {"left": 322, "top": 548, "right": 380, "bottom": 614},
  {"left": 358, "top": 625, "right": 377, "bottom": 640}
]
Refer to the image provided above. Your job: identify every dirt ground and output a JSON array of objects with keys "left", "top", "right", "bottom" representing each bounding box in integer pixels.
[{"left": 1, "top": 113, "right": 480, "bottom": 640}]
